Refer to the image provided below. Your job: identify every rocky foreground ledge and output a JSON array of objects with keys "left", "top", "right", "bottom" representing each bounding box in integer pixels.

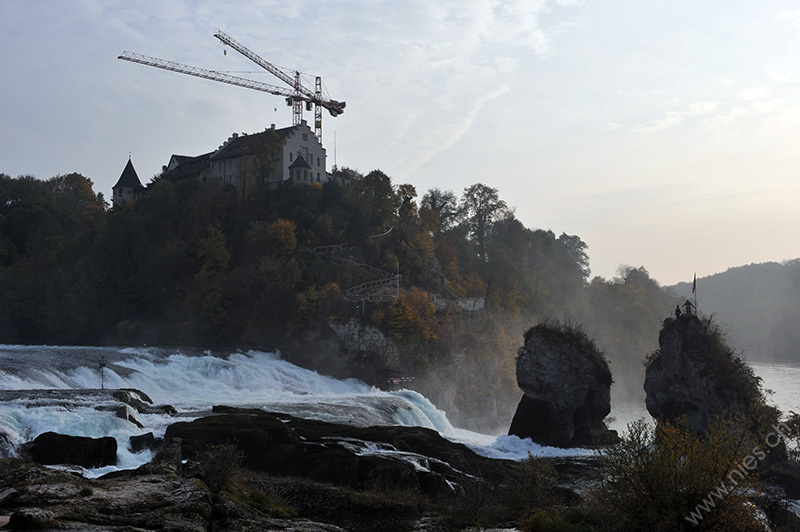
[{"left": 0, "top": 407, "right": 598, "bottom": 531}]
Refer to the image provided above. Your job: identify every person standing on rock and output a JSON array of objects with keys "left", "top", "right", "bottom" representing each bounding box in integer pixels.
[
  {"left": 675, "top": 305, "right": 682, "bottom": 318},
  {"left": 683, "top": 299, "right": 694, "bottom": 315}
]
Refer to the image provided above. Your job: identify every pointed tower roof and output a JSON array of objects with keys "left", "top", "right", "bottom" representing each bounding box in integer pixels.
[{"left": 113, "top": 158, "right": 144, "bottom": 191}]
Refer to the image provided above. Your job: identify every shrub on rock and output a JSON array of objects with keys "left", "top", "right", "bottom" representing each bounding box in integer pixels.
[{"left": 644, "top": 314, "right": 780, "bottom": 439}]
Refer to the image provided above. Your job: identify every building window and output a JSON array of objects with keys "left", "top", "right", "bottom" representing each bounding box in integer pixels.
[
  {"left": 302, "top": 133, "right": 308, "bottom": 141},
  {"left": 289, "top": 152, "right": 293, "bottom": 161},
  {"left": 317, "top": 157, "right": 320, "bottom": 167}
]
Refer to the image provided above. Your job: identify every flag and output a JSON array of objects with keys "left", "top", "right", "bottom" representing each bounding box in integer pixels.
[{"left": 692, "top": 273, "right": 696, "bottom": 294}]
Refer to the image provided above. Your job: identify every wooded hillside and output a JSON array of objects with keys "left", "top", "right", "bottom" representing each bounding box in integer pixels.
[{"left": 0, "top": 169, "right": 681, "bottom": 429}]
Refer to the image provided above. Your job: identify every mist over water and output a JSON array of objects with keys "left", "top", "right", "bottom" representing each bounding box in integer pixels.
[
  {"left": 606, "top": 361, "right": 800, "bottom": 433},
  {"left": 3, "top": 346, "right": 794, "bottom": 476},
  {"left": 0, "top": 345, "right": 591, "bottom": 475}
]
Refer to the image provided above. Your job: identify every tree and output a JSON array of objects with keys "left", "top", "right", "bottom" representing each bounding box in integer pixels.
[
  {"left": 236, "top": 129, "right": 282, "bottom": 197},
  {"left": 185, "top": 224, "right": 232, "bottom": 341},
  {"left": 460, "top": 183, "right": 507, "bottom": 261},
  {"left": 556, "top": 232, "right": 590, "bottom": 281},
  {"left": 421, "top": 188, "right": 458, "bottom": 233},
  {"left": 395, "top": 183, "right": 418, "bottom": 219},
  {"left": 353, "top": 169, "right": 395, "bottom": 232}
]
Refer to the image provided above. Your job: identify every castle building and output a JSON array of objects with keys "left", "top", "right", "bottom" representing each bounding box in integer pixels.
[
  {"left": 163, "top": 120, "right": 329, "bottom": 190},
  {"left": 112, "top": 158, "right": 145, "bottom": 208}
]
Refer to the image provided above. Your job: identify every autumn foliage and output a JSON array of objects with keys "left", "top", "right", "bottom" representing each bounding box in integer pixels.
[{"left": 1, "top": 168, "right": 683, "bottom": 428}]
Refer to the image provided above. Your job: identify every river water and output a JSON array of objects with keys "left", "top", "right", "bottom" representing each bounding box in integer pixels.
[
  {"left": 607, "top": 361, "right": 800, "bottom": 433},
  {"left": 0, "top": 345, "right": 592, "bottom": 476},
  {"left": 1, "top": 345, "right": 796, "bottom": 476}
]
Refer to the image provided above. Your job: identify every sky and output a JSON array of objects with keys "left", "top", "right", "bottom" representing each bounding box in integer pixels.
[{"left": 1, "top": 0, "right": 799, "bottom": 286}]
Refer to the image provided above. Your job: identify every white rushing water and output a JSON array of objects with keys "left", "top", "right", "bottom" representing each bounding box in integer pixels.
[{"left": 0, "top": 345, "right": 591, "bottom": 475}]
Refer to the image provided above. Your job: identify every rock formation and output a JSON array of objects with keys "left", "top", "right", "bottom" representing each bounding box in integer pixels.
[
  {"left": 21, "top": 432, "right": 117, "bottom": 468},
  {"left": 0, "top": 409, "right": 581, "bottom": 531},
  {"left": 644, "top": 314, "right": 777, "bottom": 434},
  {"left": 166, "top": 408, "right": 511, "bottom": 496},
  {"left": 129, "top": 432, "right": 163, "bottom": 454},
  {"left": 508, "top": 322, "right": 614, "bottom": 447}
]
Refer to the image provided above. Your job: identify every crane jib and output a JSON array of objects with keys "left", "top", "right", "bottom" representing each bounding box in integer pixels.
[{"left": 119, "top": 30, "right": 344, "bottom": 141}]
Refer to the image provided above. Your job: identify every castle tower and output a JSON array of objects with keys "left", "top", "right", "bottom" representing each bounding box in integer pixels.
[{"left": 112, "top": 157, "right": 145, "bottom": 208}]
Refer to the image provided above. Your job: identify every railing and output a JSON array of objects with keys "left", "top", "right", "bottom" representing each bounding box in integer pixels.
[
  {"left": 298, "top": 247, "right": 392, "bottom": 279},
  {"left": 297, "top": 228, "right": 398, "bottom": 299},
  {"left": 367, "top": 226, "right": 393, "bottom": 242},
  {"left": 345, "top": 275, "right": 400, "bottom": 297}
]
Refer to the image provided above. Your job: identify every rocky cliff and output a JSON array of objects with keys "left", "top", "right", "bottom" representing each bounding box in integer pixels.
[
  {"left": 509, "top": 322, "right": 615, "bottom": 447},
  {"left": 644, "top": 314, "right": 777, "bottom": 434}
]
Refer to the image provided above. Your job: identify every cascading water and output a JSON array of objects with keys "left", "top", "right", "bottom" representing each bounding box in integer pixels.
[{"left": 0, "top": 345, "right": 591, "bottom": 476}]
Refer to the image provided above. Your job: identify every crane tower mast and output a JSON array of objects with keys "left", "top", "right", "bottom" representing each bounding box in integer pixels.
[{"left": 119, "top": 31, "right": 345, "bottom": 142}]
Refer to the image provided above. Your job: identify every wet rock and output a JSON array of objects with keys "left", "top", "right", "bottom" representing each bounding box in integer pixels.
[
  {"left": 0, "top": 487, "right": 17, "bottom": 504},
  {"left": 0, "top": 428, "right": 14, "bottom": 458},
  {"left": 166, "top": 410, "right": 525, "bottom": 499},
  {"left": 8, "top": 508, "right": 55, "bottom": 529},
  {"left": 113, "top": 389, "right": 152, "bottom": 413},
  {"left": 509, "top": 322, "right": 614, "bottom": 447},
  {"left": 151, "top": 404, "right": 178, "bottom": 415},
  {"left": 22, "top": 432, "right": 117, "bottom": 468},
  {"left": 132, "top": 436, "right": 183, "bottom": 476},
  {"left": 767, "top": 461, "right": 800, "bottom": 498},
  {"left": 129, "top": 432, "right": 163, "bottom": 454},
  {"left": 115, "top": 404, "right": 144, "bottom": 428},
  {"left": 0, "top": 457, "right": 209, "bottom": 532}
]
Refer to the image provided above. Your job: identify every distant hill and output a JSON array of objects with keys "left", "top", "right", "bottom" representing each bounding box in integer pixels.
[{"left": 668, "top": 260, "right": 800, "bottom": 362}]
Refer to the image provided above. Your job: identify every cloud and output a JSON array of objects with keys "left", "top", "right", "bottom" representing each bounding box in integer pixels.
[
  {"left": 697, "top": 106, "right": 750, "bottom": 136},
  {"left": 779, "top": 9, "right": 800, "bottom": 27},
  {"left": 631, "top": 101, "right": 722, "bottom": 133},
  {"left": 738, "top": 86, "right": 771, "bottom": 101},
  {"left": 395, "top": 84, "right": 510, "bottom": 177},
  {"left": 769, "top": 70, "right": 799, "bottom": 83},
  {"left": 288, "top": 0, "right": 563, "bottom": 176}
]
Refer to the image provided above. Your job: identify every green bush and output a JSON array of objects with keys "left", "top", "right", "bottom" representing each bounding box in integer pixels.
[
  {"left": 589, "top": 418, "right": 766, "bottom": 532},
  {"left": 201, "top": 443, "right": 244, "bottom": 495}
]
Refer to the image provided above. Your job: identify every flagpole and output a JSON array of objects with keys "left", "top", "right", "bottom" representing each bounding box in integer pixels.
[{"left": 693, "top": 272, "right": 697, "bottom": 314}]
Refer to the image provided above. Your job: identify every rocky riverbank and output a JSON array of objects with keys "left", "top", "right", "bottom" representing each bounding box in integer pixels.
[{"left": 0, "top": 408, "right": 598, "bottom": 531}]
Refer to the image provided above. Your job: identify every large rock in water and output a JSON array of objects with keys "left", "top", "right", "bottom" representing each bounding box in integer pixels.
[
  {"left": 644, "top": 314, "right": 772, "bottom": 433},
  {"left": 22, "top": 432, "right": 117, "bottom": 468},
  {"left": 166, "top": 407, "right": 531, "bottom": 500},
  {"left": 509, "top": 322, "right": 614, "bottom": 447}
]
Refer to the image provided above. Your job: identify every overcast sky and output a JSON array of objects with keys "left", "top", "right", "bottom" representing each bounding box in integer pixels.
[{"left": 2, "top": 0, "right": 799, "bottom": 285}]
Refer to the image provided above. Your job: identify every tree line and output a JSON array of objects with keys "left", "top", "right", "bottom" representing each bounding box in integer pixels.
[{"left": 0, "top": 169, "right": 680, "bottom": 429}]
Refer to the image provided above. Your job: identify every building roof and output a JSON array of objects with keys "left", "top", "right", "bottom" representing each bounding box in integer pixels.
[
  {"left": 289, "top": 154, "right": 312, "bottom": 169},
  {"left": 113, "top": 158, "right": 144, "bottom": 191},
  {"left": 211, "top": 123, "right": 308, "bottom": 161},
  {"left": 168, "top": 155, "right": 193, "bottom": 167},
  {"left": 165, "top": 152, "right": 212, "bottom": 180}
]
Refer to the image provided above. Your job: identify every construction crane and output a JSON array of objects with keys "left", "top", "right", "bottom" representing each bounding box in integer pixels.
[{"left": 118, "top": 30, "right": 345, "bottom": 142}]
